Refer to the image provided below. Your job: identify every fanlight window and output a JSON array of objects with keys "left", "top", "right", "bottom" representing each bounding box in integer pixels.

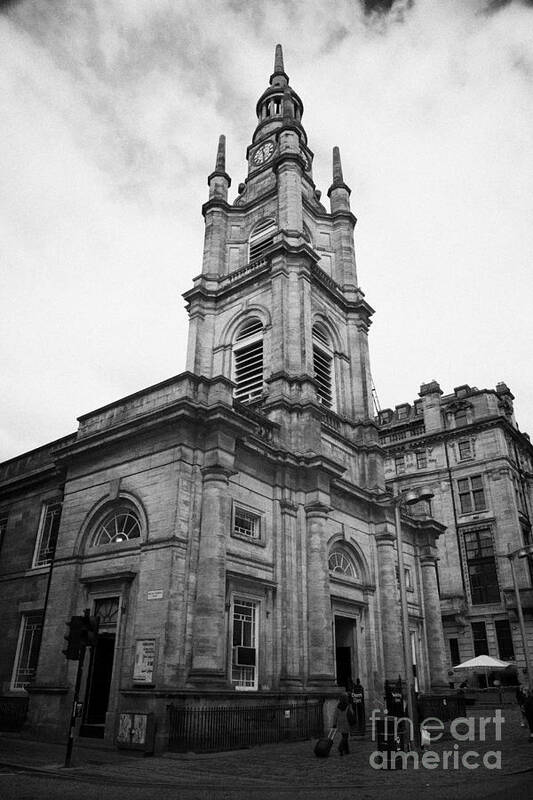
[
  {"left": 93, "top": 510, "right": 141, "bottom": 546},
  {"left": 233, "top": 318, "right": 264, "bottom": 404},
  {"left": 312, "top": 324, "right": 334, "bottom": 409},
  {"left": 249, "top": 218, "right": 276, "bottom": 263},
  {"left": 328, "top": 550, "right": 357, "bottom": 579}
]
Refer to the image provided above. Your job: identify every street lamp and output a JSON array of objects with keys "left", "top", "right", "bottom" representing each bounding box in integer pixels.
[
  {"left": 391, "top": 483, "right": 434, "bottom": 749},
  {"left": 499, "top": 543, "right": 533, "bottom": 689}
]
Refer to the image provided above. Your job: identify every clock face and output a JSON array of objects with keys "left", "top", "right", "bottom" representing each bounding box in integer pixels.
[{"left": 252, "top": 141, "right": 274, "bottom": 166}]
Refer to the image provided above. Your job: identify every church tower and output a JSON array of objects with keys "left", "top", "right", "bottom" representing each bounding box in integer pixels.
[
  {"left": 184, "top": 45, "right": 376, "bottom": 445},
  {"left": 182, "top": 46, "right": 397, "bottom": 694}
]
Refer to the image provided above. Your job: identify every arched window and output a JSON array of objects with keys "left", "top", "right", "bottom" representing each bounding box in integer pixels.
[
  {"left": 328, "top": 549, "right": 357, "bottom": 579},
  {"left": 233, "top": 318, "right": 264, "bottom": 403},
  {"left": 249, "top": 218, "right": 276, "bottom": 263},
  {"left": 93, "top": 509, "right": 141, "bottom": 546},
  {"left": 312, "top": 323, "right": 334, "bottom": 409}
]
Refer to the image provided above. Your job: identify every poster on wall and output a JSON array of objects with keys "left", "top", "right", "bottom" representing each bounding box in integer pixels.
[{"left": 133, "top": 638, "right": 156, "bottom": 683}]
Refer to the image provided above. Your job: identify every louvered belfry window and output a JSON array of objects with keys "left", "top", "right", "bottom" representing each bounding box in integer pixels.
[
  {"left": 249, "top": 218, "right": 276, "bottom": 263},
  {"left": 312, "top": 324, "right": 334, "bottom": 409},
  {"left": 233, "top": 318, "right": 264, "bottom": 403}
]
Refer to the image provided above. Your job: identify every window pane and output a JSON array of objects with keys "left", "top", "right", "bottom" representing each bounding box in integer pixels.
[
  {"left": 94, "top": 511, "right": 141, "bottom": 546},
  {"left": 472, "top": 621, "right": 488, "bottom": 656},
  {"left": 35, "top": 503, "right": 62, "bottom": 567},
  {"left": 13, "top": 612, "right": 43, "bottom": 689},
  {"left": 495, "top": 619, "right": 515, "bottom": 661}
]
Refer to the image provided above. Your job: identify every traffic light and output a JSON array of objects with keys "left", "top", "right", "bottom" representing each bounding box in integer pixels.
[
  {"left": 80, "top": 610, "right": 99, "bottom": 648},
  {"left": 63, "top": 616, "right": 84, "bottom": 660}
]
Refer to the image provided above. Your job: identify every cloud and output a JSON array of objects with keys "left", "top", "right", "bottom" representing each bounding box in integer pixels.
[{"left": 1, "top": 0, "right": 533, "bottom": 459}]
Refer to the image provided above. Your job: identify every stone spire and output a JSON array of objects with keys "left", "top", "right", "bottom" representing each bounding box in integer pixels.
[
  {"left": 253, "top": 45, "right": 305, "bottom": 146},
  {"left": 208, "top": 134, "right": 231, "bottom": 200},
  {"left": 270, "top": 43, "right": 289, "bottom": 86},
  {"left": 327, "top": 146, "right": 351, "bottom": 213}
]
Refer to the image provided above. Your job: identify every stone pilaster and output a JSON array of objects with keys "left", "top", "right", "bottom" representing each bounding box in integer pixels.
[
  {"left": 305, "top": 503, "right": 335, "bottom": 686},
  {"left": 279, "top": 500, "right": 302, "bottom": 688},
  {"left": 375, "top": 524, "right": 403, "bottom": 681},
  {"left": 420, "top": 553, "right": 449, "bottom": 688},
  {"left": 188, "top": 465, "right": 233, "bottom": 686}
]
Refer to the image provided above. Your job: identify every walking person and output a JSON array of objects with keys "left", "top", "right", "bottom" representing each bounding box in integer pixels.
[
  {"left": 332, "top": 691, "right": 352, "bottom": 756},
  {"left": 523, "top": 689, "right": 533, "bottom": 742},
  {"left": 516, "top": 684, "right": 527, "bottom": 728}
]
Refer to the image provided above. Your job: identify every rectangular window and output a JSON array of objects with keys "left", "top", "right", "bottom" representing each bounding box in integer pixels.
[
  {"left": 394, "top": 455, "right": 406, "bottom": 475},
  {"left": 464, "top": 528, "right": 500, "bottom": 604},
  {"left": 404, "top": 567, "right": 413, "bottom": 591},
  {"left": 458, "top": 440, "right": 472, "bottom": 460},
  {"left": 313, "top": 344, "right": 333, "bottom": 409},
  {"left": 11, "top": 612, "right": 43, "bottom": 690},
  {"left": 33, "top": 502, "right": 62, "bottom": 567},
  {"left": 471, "top": 621, "right": 489, "bottom": 657},
  {"left": 495, "top": 619, "right": 515, "bottom": 661},
  {"left": 416, "top": 451, "right": 427, "bottom": 470},
  {"left": 233, "top": 507, "right": 261, "bottom": 541},
  {"left": 457, "top": 475, "right": 486, "bottom": 514},
  {"left": 234, "top": 339, "right": 264, "bottom": 403},
  {"left": 231, "top": 597, "right": 258, "bottom": 690},
  {"left": 449, "top": 637, "right": 460, "bottom": 666}
]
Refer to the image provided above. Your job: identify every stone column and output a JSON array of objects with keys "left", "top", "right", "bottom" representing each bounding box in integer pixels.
[
  {"left": 279, "top": 500, "right": 302, "bottom": 688},
  {"left": 305, "top": 503, "right": 335, "bottom": 686},
  {"left": 420, "top": 554, "right": 449, "bottom": 688},
  {"left": 375, "top": 525, "right": 403, "bottom": 681},
  {"left": 189, "top": 466, "right": 233, "bottom": 686}
]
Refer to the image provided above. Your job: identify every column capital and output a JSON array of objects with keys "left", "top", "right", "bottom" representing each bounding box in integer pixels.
[
  {"left": 374, "top": 531, "right": 396, "bottom": 547},
  {"left": 420, "top": 553, "right": 438, "bottom": 568},
  {"left": 304, "top": 502, "right": 330, "bottom": 519},
  {"left": 200, "top": 465, "right": 237, "bottom": 483}
]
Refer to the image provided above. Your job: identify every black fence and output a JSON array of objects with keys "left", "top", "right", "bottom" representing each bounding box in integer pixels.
[
  {"left": 0, "top": 696, "right": 29, "bottom": 731},
  {"left": 168, "top": 701, "right": 323, "bottom": 753},
  {"left": 418, "top": 694, "right": 466, "bottom": 722}
]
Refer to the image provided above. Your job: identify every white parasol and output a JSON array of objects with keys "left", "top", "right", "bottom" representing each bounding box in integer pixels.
[{"left": 453, "top": 655, "right": 513, "bottom": 686}]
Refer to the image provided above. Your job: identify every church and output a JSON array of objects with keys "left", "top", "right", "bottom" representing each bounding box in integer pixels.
[{"left": 0, "top": 46, "right": 448, "bottom": 751}]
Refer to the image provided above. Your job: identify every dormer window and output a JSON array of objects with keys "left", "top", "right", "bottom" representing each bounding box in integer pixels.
[
  {"left": 233, "top": 318, "right": 264, "bottom": 403},
  {"left": 312, "top": 324, "right": 334, "bottom": 410},
  {"left": 249, "top": 218, "right": 276, "bottom": 263}
]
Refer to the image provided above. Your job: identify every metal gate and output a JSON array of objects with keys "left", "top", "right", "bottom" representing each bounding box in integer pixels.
[{"left": 167, "top": 701, "right": 323, "bottom": 752}]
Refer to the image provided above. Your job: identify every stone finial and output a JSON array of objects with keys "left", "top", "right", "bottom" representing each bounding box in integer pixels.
[
  {"left": 274, "top": 44, "right": 284, "bottom": 75},
  {"left": 270, "top": 43, "right": 289, "bottom": 86},
  {"left": 327, "top": 146, "right": 351, "bottom": 204},
  {"left": 215, "top": 134, "right": 226, "bottom": 172},
  {"left": 332, "top": 146, "right": 344, "bottom": 185},
  {"left": 207, "top": 134, "right": 231, "bottom": 197}
]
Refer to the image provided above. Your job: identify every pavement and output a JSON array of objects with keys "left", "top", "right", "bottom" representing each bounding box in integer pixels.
[{"left": 1, "top": 705, "right": 532, "bottom": 799}]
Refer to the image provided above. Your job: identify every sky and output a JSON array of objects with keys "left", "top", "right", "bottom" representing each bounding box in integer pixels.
[{"left": 1, "top": 0, "right": 532, "bottom": 461}]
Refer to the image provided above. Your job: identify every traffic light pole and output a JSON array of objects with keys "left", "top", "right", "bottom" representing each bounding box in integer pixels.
[{"left": 64, "top": 644, "right": 86, "bottom": 768}]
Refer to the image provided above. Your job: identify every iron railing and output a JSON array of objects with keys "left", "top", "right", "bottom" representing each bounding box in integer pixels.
[{"left": 167, "top": 701, "right": 323, "bottom": 753}]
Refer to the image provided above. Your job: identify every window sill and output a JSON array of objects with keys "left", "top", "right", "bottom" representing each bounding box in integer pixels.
[{"left": 231, "top": 532, "right": 266, "bottom": 547}]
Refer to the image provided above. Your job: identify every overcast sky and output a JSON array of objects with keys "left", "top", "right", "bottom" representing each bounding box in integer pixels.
[{"left": 1, "top": 0, "right": 532, "bottom": 461}]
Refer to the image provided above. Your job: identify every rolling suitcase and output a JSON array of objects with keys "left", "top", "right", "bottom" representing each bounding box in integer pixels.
[{"left": 314, "top": 727, "right": 336, "bottom": 757}]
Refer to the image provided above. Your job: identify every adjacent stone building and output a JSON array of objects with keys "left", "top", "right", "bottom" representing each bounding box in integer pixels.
[
  {"left": 378, "top": 380, "right": 533, "bottom": 685},
  {"left": 0, "top": 47, "right": 448, "bottom": 749}
]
